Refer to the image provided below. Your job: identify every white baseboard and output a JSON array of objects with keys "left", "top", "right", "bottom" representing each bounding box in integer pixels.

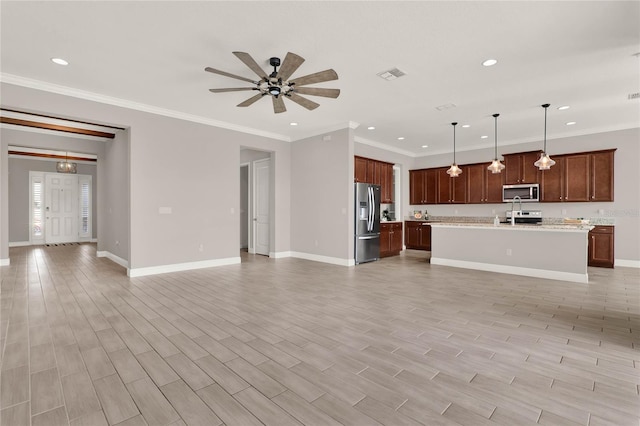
[
  {"left": 290, "top": 251, "right": 354, "bottom": 267},
  {"left": 127, "top": 257, "right": 241, "bottom": 278},
  {"left": 9, "top": 241, "right": 31, "bottom": 247},
  {"left": 615, "top": 259, "right": 640, "bottom": 268},
  {"left": 0, "top": 258, "right": 9, "bottom": 266},
  {"left": 96, "top": 251, "right": 129, "bottom": 269},
  {"left": 430, "top": 257, "right": 589, "bottom": 284},
  {"left": 269, "top": 251, "right": 292, "bottom": 259}
]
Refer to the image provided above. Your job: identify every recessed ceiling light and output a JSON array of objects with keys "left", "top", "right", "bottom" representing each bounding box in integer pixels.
[
  {"left": 421, "top": 145, "right": 429, "bottom": 148},
  {"left": 289, "top": 122, "right": 298, "bottom": 126},
  {"left": 462, "top": 124, "right": 470, "bottom": 128},
  {"left": 51, "top": 57, "right": 68, "bottom": 66},
  {"left": 558, "top": 105, "right": 570, "bottom": 110},
  {"left": 397, "top": 137, "right": 405, "bottom": 140},
  {"left": 566, "top": 121, "right": 576, "bottom": 126},
  {"left": 367, "top": 126, "right": 375, "bottom": 130},
  {"left": 480, "top": 135, "right": 488, "bottom": 139},
  {"left": 482, "top": 59, "right": 498, "bottom": 67}
]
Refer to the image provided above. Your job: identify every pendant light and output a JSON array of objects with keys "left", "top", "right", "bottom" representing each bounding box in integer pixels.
[
  {"left": 446, "top": 122, "right": 462, "bottom": 177},
  {"left": 534, "top": 103, "right": 555, "bottom": 170},
  {"left": 487, "top": 113, "right": 505, "bottom": 174},
  {"left": 56, "top": 152, "right": 77, "bottom": 174}
]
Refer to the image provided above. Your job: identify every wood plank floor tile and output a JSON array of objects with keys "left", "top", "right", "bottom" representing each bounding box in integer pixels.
[
  {"left": 192, "top": 334, "right": 238, "bottom": 363},
  {"left": 0, "top": 401, "right": 30, "bottom": 426},
  {"left": 126, "top": 377, "right": 180, "bottom": 425},
  {"left": 93, "top": 374, "right": 140, "bottom": 425},
  {"left": 68, "top": 410, "right": 109, "bottom": 426},
  {"left": 272, "top": 390, "right": 342, "bottom": 426},
  {"left": 194, "top": 355, "right": 249, "bottom": 394},
  {"left": 196, "top": 383, "right": 262, "bottom": 426},
  {"left": 109, "top": 348, "right": 148, "bottom": 384},
  {"left": 4, "top": 244, "right": 639, "bottom": 426},
  {"left": 164, "top": 353, "right": 214, "bottom": 391},
  {"left": 32, "top": 406, "right": 69, "bottom": 426},
  {"left": 233, "top": 387, "right": 302, "bottom": 426},
  {"left": 30, "top": 367, "right": 64, "bottom": 415},
  {"left": 312, "top": 393, "right": 382, "bottom": 426},
  {"left": 135, "top": 350, "right": 180, "bottom": 387},
  {"left": 224, "top": 357, "right": 286, "bottom": 398},
  {"left": 160, "top": 380, "right": 222, "bottom": 426},
  {"left": 60, "top": 370, "right": 101, "bottom": 421}
]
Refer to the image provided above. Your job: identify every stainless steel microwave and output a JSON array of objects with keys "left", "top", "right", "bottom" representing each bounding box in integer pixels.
[{"left": 503, "top": 183, "right": 540, "bottom": 203}]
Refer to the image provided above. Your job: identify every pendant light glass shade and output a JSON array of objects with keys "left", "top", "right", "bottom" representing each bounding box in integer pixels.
[
  {"left": 56, "top": 152, "right": 77, "bottom": 174},
  {"left": 487, "top": 113, "right": 505, "bottom": 174},
  {"left": 534, "top": 103, "right": 556, "bottom": 170},
  {"left": 446, "top": 122, "right": 462, "bottom": 177}
]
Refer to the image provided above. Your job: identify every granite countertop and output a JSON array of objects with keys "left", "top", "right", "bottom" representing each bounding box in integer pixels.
[
  {"left": 430, "top": 222, "right": 594, "bottom": 232},
  {"left": 380, "top": 220, "right": 402, "bottom": 224}
]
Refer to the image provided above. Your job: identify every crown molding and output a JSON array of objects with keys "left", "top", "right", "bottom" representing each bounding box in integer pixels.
[
  {"left": 290, "top": 121, "right": 360, "bottom": 142},
  {"left": 0, "top": 73, "right": 291, "bottom": 142},
  {"left": 353, "top": 135, "right": 417, "bottom": 158}
]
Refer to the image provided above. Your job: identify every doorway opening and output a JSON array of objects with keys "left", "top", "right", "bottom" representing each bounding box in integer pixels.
[
  {"left": 239, "top": 148, "right": 272, "bottom": 259},
  {"left": 30, "top": 171, "right": 93, "bottom": 245}
]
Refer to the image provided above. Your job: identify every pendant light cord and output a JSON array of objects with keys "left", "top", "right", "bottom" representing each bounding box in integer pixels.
[
  {"left": 451, "top": 122, "right": 457, "bottom": 163},
  {"left": 542, "top": 103, "right": 550, "bottom": 152},
  {"left": 493, "top": 113, "right": 499, "bottom": 159}
]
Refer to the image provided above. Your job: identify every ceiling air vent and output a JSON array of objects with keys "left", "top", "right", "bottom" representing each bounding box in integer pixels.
[
  {"left": 435, "top": 103, "right": 457, "bottom": 111},
  {"left": 628, "top": 92, "right": 640, "bottom": 100},
  {"left": 377, "top": 68, "right": 406, "bottom": 81}
]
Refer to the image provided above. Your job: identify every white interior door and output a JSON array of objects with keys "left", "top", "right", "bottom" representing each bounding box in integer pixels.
[
  {"left": 45, "top": 174, "right": 78, "bottom": 243},
  {"left": 253, "top": 158, "right": 270, "bottom": 256}
]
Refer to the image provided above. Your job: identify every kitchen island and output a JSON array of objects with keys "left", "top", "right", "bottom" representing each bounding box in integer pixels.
[{"left": 430, "top": 223, "right": 593, "bottom": 283}]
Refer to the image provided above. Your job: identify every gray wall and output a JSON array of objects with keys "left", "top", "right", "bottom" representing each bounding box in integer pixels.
[
  {"left": 410, "top": 127, "right": 640, "bottom": 264},
  {"left": 98, "top": 131, "right": 130, "bottom": 262},
  {"left": 291, "top": 128, "right": 353, "bottom": 261},
  {"left": 1, "top": 82, "right": 292, "bottom": 270},
  {"left": 8, "top": 157, "right": 98, "bottom": 242}
]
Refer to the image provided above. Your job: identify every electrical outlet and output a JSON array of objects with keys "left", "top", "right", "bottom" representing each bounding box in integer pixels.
[
  {"left": 314, "top": 240, "right": 319, "bottom": 247},
  {"left": 506, "top": 248, "right": 512, "bottom": 256},
  {"left": 198, "top": 244, "right": 204, "bottom": 252}
]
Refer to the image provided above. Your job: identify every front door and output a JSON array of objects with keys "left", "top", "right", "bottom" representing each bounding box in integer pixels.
[
  {"left": 253, "top": 158, "right": 270, "bottom": 256},
  {"left": 45, "top": 174, "right": 78, "bottom": 243}
]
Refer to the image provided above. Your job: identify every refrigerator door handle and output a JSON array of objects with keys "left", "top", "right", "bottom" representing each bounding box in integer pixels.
[
  {"left": 367, "top": 186, "right": 372, "bottom": 232},
  {"left": 358, "top": 235, "right": 378, "bottom": 240},
  {"left": 371, "top": 186, "right": 375, "bottom": 231}
]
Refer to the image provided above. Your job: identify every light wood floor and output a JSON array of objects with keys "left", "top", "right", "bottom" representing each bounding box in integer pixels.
[{"left": 1, "top": 244, "right": 639, "bottom": 426}]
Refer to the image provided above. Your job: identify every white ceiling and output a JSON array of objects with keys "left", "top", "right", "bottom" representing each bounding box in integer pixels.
[{"left": 1, "top": 1, "right": 639, "bottom": 157}]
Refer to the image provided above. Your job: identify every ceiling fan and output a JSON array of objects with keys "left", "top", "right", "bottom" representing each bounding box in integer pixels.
[{"left": 205, "top": 52, "right": 340, "bottom": 114}]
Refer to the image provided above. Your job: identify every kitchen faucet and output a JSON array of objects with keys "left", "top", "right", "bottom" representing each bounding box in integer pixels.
[{"left": 510, "top": 195, "right": 522, "bottom": 226}]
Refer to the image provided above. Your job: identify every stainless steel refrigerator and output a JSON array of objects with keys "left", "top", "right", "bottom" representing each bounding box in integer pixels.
[{"left": 354, "top": 183, "right": 381, "bottom": 264}]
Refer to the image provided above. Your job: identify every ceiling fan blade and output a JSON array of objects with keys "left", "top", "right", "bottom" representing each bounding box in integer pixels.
[
  {"left": 233, "top": 51, "right": 268, "bottom": 79},
  {"left": 209, "top": 88, "right": 255, "bottom": 93},
  {"left": 276, "top": 52, "right": 305, "bottom": 81},
  {"left": 290, "top": 69, "right": 338, "bottom": 87},
  {"left": 237, "top": 93, "right": 264, "bottom": 107},
  {"left": 287, "top": 93, "right": 320, "bottom": 110},
  {"left": 294, "top": 87, "right": 340, "bottom": 99},
  {"left": 272, "top": 96, "right": 286, "bottom": 114},
  {"left": 205, "top": 67, "right": 256, "bottom": 84}
]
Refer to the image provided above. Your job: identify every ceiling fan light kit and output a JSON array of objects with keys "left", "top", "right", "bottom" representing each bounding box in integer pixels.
[{"left": 206, "top": 51, "right": 340, "bottom": 114}]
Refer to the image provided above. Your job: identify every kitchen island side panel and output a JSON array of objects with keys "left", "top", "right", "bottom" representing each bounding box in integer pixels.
[{"left": 430, "top": 225, "right": 589, "bottom": 282}]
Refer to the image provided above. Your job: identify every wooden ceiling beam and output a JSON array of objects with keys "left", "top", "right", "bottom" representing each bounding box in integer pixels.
[{"left": 1, "top": 116, "right": 116, "bottom": 139}]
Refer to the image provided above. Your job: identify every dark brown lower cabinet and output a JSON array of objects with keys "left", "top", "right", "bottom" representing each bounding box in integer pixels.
[
  {"left": 588, "top": 225, "right": 614, "bottom": 268},
  {"left": 404, "top": 221, "right": 431, "bottom": 251},
  {"left": 380, "top": 222, "right": 403, "bottom": 258}
]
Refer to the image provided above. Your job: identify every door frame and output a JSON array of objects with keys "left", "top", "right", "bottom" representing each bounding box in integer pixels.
[
  {"left": 252, "top": 157, "right": 270, "bottom": 256},
  {"left": 29, "top": 171, "right": 93, "bottom": 245},
  {"left": 240, "top": 162, "right": 251, "bottom": 251}
]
